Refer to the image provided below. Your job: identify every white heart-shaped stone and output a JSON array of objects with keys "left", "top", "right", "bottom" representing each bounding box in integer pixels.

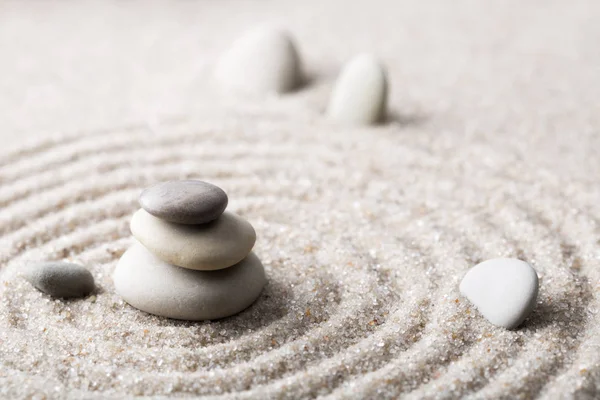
[
  {"left": 216, "top": 26, "right": 302, "bottom": 95},
  {"left": 459, "top": 258, "right": 539, "bottom": 329}
]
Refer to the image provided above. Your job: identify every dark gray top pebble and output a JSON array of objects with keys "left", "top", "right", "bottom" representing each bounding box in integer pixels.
[
  {"left": 24, "top": 262, "right": 95, "bottom": 298},
  {"left": 139, "top": 180, "right": 228, "bottom": 225}
]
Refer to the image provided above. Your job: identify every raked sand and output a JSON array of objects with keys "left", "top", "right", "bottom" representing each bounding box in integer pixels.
[{"left": 1, "top": 1, "right": 600, "bottom": 398}]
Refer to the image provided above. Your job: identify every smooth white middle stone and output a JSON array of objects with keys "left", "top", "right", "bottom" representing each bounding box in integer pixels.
[{"left": 130, "top": 209, "right": 256, "bottom": 270}]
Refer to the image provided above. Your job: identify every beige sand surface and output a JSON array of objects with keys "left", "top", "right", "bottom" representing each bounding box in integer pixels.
[{"left": 0, "top": 1, "right": 600, "bottom": 398}]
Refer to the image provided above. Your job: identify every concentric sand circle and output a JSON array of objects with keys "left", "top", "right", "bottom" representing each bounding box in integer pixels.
[{"left": 0, "top": 118, "right": 598, "bottom": 399}]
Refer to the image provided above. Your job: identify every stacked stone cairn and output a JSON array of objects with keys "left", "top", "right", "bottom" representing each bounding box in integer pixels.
[{"left": 113, "top": 180, "right": 266, "bottom": 320}]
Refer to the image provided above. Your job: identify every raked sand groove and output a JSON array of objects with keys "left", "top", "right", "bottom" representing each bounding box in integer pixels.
[{"left": 0, "top": 115, "right": 598, "bottom": 399}]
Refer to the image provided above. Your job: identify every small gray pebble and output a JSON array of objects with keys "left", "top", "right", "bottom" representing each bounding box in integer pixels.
[
  {"left": 139, "top": 180, "right": 228, "bottom": 225},
  {"left": 24, "top": 262, "right": 95, "bottom": 298}
]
